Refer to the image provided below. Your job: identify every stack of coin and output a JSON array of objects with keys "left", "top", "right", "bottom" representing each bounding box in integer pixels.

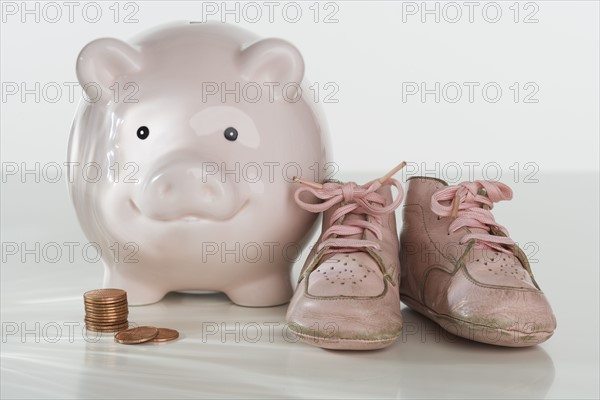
[{"left": 84, "top": 289, "right": 129, "bottom": 332}]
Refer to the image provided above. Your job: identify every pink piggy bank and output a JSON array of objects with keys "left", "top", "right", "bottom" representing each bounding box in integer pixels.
[{"left": 68, "top": 22, "right": 330, "bottom": 306}]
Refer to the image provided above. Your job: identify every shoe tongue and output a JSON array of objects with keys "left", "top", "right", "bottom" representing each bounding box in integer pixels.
[
  {"left": 319, "top": 212, "right": 369, "bottom": 263},
  {"left": 467, "top": 226, "right": 490, "bottom": 235},
  {"left": 467, "top": 188, "right": 494, "bottom": 236},
  {"left": 447, "top": 189, "right": 514, "bottom": 252},
  {"left": 439, "top": 196, "right": 489, "bottom": 236},
  {"left": 338, "top": 212, "right": 367, "bottom": 241}
]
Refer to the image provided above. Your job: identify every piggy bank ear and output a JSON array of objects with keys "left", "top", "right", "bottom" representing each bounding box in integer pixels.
[
  {"left": 240, "top": 38, "right": 305, "bottom": 99},
  {"left": 76, "top": 38, "right": 142, "bottom": 105}
]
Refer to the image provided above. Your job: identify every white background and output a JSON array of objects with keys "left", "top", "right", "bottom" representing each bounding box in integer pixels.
[
  {"left": 1, "top": 0, "right": 598, "bottom": 172},
  {"left": 1, "top": 1, "right": 599, "bottom": 399}
]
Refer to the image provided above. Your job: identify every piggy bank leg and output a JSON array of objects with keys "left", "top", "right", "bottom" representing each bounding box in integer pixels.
[
  {"left": 103, "top": 264, "right": 168, "bottom": 306},
  {"left": 224, "top": 267, "right": 293, "bottom": 307}
]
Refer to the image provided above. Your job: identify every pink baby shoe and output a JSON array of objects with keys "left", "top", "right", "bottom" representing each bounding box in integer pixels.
[
  {"left": 400, "top": 177, "right": 556, "bottom": 347},
  {"left": 286, "top": 163, "right": 407, "bottom": 350}
]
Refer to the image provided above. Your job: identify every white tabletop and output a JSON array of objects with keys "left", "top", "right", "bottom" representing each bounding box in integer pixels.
[{"left": 1, "top": 172, "right": 598, "bottom": 399}]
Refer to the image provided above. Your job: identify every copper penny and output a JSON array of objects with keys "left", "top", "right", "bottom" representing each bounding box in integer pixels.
[
  {"left": 85, "top": 312, "right": 127, "bottom": 319},
  {"left": 85, "top": 307, "right": 129, "bottom": 313},
  {"left": 85, "top": 301, "right": 128, "bottom": 310},
  {"left": 86, "top": 322, "right": 129, "bottom": 332},
  {"left": 85, "top": 317, "right": 128, "bottom": 325},
  {"left": 85, "top": 311, "right": 128, "bottom": 318},
  {"left": 85, "top": 318, "right": 128, "bottom": 325},
  {"left": 84, "top": 289, "right": 127, "bottom": 304},
  {"left": 151, "top": 328, "right": 180, "bottom": 343},
  {"left": 85, "top": 299, "right": 127, "bottom": 306},
  {"left": 86, "top": 320, "right": 129, "bottom": 328},
  {"left": 114, "top": 326, "right": 159, "bottom": 344},
  {"left": 85, "top": 309, "right": 129, "bottom": 315},
  {"left": 84, "top": 298, "right": 127, "bottom": 307},
  {"left": 84, "top": 316, "right": 127, "bottom": 325},
  {"left": 85, "top": 315, "right": 128, "bottom": 322}
]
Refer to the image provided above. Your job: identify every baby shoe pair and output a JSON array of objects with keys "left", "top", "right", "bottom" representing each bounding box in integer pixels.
[{"left": 286, "top": 163, "right": 556, "bottom": 350}]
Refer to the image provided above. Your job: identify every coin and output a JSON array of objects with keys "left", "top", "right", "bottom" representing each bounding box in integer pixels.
[
  {"left": 85, "top": 311, "right": 128, "bottom": 318},
  {"left": 84, "top": 310, "right": 128, "bottom": 318},
  {"left": 85, "top": 308, "right": 129, "bottom": 315},
  {"left": 84, "top": 289, "right": 127, "bottom": 304},
  {"left": 85, "top": 301, "right": 128, "bottom": 310},
  {"left": 85, "top": 314, "right": 128, "bottom": 321},
  {"left": 84, "top": 303, "right": 129, "bottom": 312},
  {"left": 84, "top": 306, "right": 128, "bottom": 314},
  {"left": 114, "top": 326, "right": 159, "bottom": 344},
  {"left": 85, "top": 297, "right": 127, "bottom": 306},
  {"left": 85, "top": 314, "right": 128, "bottom": 322},
  {"left": 85, "top": 311, "right": 128, "bottom": 319},
  {"left": 85, "top": 320, "right": 129, "bottom": 328},
  {"left": 151, "top": 328, "right": 180, "bottom": 343},
  {"left": 85, "top": 317, "right": 128, "bottom": 325},
  {"left": 85, "top": 300, "right": 128, "bottom": 307},
  {"left": 86, "top": 323, "right": 129, "bottom": 330}
]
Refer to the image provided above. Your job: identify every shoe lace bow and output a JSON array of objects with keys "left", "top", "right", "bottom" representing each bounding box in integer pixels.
[{"left": 294, "top": 163, "right": 406, "bottom": 253}]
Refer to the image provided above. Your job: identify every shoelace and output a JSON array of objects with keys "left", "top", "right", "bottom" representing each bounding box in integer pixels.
[
  {"left": 294, "top": 162, "right": 406, "bottom": 253},
  {"left": 430, "top": 180, "right": 514, "bottom": 254}
]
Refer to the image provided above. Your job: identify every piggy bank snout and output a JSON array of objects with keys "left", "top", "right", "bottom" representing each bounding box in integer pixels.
[{"left": 135, "top": 160, "right": 247, "bottom": 222}]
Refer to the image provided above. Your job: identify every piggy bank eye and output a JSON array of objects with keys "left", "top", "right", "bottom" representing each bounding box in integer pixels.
[
  {"left": 137, "top": 126, "right": 150, "bottom": 140},
  {"left": 224, "top": 127, "right": 238, "bottom": 141}
]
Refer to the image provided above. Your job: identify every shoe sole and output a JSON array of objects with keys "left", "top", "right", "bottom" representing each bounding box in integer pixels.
[
  {"left": 288, "top": 326, "right": 402, "bottom": 351},
  {"left": 401, "top": 294, "right": 554, "bottom": 347}
]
